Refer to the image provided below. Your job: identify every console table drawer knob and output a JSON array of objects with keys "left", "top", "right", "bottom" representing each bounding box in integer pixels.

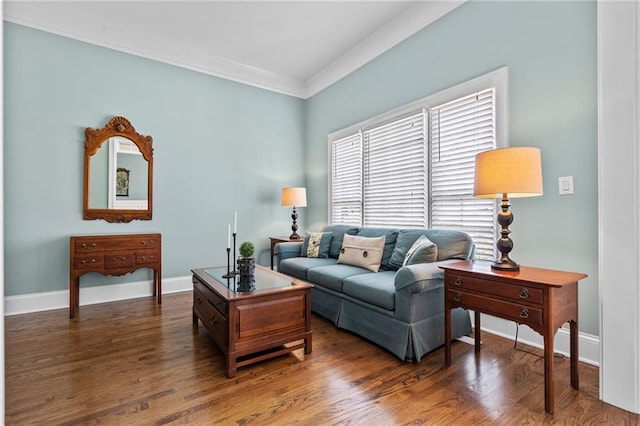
[
  {"left": 520, "top": 308, "right": 529, "bottom": 319},
  {"left": 81, "top": 243, "right": 97, "bottom": 249},
  {"left": 210, "top": 316, "right": 218, "bottom": 326},
  {"left": 112, "top": 256, "right": 127, "bottom": 261},
  {"left": 454, "top": 277, "right": 462, "bottom": 286},
  {"left": 454, "top": 292, "right": 462, "bottom": 302},
  {"left": 520, "top": 288, "right": 529, "bottom": 299},
  {"left": 196, "top": 297, "right": 203, "bottom": 305},
  {"left": 81, "top": 258, "right": 96, "bottom": 265}
]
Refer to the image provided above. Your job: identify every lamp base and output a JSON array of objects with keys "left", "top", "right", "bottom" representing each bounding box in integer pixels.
[
  {"left": 289, "top": 233, "right": 301, "bottom": 240},
  {"left": 491, "top": 259, "right": 519, "bottom": 271}
]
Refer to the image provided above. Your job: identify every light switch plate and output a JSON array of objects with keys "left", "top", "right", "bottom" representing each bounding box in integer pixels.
[{"left": 558, "top": 176, "right": 574, "bottom": 195}]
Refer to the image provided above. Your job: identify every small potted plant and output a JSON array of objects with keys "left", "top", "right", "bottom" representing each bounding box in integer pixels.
[{"left": 237, "top": 241, "right": 256, "bottom": 291}]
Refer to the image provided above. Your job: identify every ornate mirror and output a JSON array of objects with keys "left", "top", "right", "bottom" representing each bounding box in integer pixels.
[{"left": 83, "top": 116, "right": 153, "bottom": 222}]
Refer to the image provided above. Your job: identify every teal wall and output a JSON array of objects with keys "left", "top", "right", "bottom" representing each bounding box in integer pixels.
[
  {"left": 4, "top": 22, "right": 306, "bottom": 294},
  {"left": 4, "top": 1, "right": 599, "bottom": 336},
  {"left": 305, "top": 1, "right": 598, "bottom": 335}
]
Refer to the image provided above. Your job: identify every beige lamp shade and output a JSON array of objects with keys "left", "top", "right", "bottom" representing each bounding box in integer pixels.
[
  {"left": 281, "top": 187, "right": 307, "bottom": 207},
  {"left": 474, "top": 147, "right": 543, "bottom": 198}
]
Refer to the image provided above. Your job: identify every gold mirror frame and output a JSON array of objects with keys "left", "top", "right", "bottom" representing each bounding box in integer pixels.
[{"left": 83, "top": 116, "right": 153, "bottom": 222}]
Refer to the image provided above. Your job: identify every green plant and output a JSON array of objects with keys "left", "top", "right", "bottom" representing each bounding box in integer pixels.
[{"left": 239, "top": 241, "right": 255, "bottom": 258}]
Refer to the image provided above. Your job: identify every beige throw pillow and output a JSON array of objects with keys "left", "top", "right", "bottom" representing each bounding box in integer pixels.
[{"left": 337, "top": 234, "right": 385, "bottom": 272}]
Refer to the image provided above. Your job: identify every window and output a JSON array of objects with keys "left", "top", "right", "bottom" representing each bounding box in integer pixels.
[{"left": 329, "top": 68, "right": 507, "bottom": 261}]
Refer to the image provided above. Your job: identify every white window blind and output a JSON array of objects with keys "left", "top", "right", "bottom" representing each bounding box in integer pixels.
[
  {"left": 329, "top": 69, "right": 506, "bottom": 261},
  {"left": 331, "top": 132, "right": 363, "bottom": 225},
  {"left": 363, "top": 111, "right": 427, "bottom": 227},
  {"left": 430, "top": 89, "right": 497, "bottom": 260}
]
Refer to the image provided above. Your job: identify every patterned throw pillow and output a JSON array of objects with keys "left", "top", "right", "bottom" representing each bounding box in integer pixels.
[
  {"left": 337, "top": 234, "right": 386, "bottom": 272},
  {"left": 300, "top": 232, "right": 333, "bottom": 258},
  {"left": 402, "top": 235, "right": 438, "bottom": 266}
]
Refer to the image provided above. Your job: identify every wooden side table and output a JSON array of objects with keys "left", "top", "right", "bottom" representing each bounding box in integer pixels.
[
  {"left": 269, "top": 236, "right": 301, "bottom": 269},
  {"left": 441, "top": 260, "right": 587, "bottom": 414}
]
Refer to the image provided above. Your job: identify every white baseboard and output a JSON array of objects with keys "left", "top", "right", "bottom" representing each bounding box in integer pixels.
[
  {"left": 4, "top": 275, "right": 193, "bottom": 316},
  {"left": 472, "top": 312, "right": 600, "bottom": 367}
]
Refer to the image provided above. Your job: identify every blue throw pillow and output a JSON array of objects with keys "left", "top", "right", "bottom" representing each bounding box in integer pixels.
[
  {"left": 403, "top": 235, "right": 438, "bottom": 266},
  {"left": 300, "top": 232, "right": 333, "bottom": 258},
  {"left": 389, "top": 229, "right": 430, "bottom": 269}
]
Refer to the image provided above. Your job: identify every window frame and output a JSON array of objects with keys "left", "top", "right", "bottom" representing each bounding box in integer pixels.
[{"left": 327, "top": 67, "right": 508, "bottom": 246}]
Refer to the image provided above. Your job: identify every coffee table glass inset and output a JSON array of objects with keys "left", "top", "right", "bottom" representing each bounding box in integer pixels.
[{"left": 203, "top": 266, "right": 294, "bottom": 293}]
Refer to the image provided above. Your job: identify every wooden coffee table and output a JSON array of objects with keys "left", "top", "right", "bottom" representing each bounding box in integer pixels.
[{"left": 192, "top": 264, "right": 312, "bottom": 377}]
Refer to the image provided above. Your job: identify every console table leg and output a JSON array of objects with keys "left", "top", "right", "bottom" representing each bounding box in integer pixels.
[
  {"left": 155, "top": 268, "right": 162, "bottom": 305},
  {"left": 444, "top": 306, "right": 452, "bottom": 366},
  {"left": 69, "top": 278, "right": 76, "bottom": 318}
]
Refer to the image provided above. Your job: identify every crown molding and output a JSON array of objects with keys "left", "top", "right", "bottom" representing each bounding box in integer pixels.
[
  {"left": 305, "top": 1, "right": 465, "bottom": 98},
  {"left": 3, "top": 1, "right": 465, "bottom": 99}
]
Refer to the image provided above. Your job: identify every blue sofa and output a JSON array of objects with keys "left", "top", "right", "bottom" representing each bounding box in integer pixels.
[{"left": 274, "top": 224, "right": 473, "bottom": 361}]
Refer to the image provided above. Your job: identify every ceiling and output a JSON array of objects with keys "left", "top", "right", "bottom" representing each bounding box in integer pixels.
[{"left": 3, "top": 1, "right": 464, "bottom": 98}]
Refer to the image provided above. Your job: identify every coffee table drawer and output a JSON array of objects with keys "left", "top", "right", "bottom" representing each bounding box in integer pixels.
[
  {"left": 194, "top": 287, "right": 227, "bottom": 347},
  {"left": 193, "top": 278, "right": 227, "bottom": 317}
]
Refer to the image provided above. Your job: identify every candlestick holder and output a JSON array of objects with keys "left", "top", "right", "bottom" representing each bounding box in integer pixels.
[
  {"left": 222, "top": 247, "right": 234, "bottom": 278},
  {"left": 231, "top": 232, "right": 239, "bottom": 275}
]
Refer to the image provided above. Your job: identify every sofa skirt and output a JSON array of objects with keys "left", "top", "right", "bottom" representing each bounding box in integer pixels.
[{"left": 312, "top": 285, "right": 472, "bottom": 361}]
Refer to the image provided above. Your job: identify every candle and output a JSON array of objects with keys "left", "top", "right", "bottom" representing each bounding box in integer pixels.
[
  {"left": 234, "top": 211, "right": 237, "bottom": 234},
  {"left": 227, "top": 224, "right": 231, "bottom": 249}
]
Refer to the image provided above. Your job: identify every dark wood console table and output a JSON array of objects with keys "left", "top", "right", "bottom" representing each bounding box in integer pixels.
[
  {"left": 69, "top": 233, "right": 161, "bottom": 318},
  {"left": 441, "top": 260, "right": 587, "bottom": 414}
]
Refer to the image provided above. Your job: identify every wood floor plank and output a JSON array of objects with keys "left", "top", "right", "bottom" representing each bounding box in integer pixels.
[{"left": 5, "top": 291, "right": 638, "bottom": 425}]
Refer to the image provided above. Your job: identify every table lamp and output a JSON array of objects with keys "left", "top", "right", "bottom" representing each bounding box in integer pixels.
[
  {"left": 282, "top": 187, "right": 307, "bottom": 240},
  {"left": 474, "top": 147, "right": 543, "bottom": 271}
]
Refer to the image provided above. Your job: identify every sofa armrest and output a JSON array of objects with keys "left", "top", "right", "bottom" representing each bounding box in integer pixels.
[
  {"left": 274, "top": 241, "right": 303, "bottom": 269},
  {"left": 394, "top": 259, "right": 460, "bottom": 294}
]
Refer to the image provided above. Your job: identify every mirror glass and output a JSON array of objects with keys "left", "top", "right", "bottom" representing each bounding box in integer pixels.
[
  {"left": 88, "top": 137, "right": 149, "bottom": 210},
  {"left": 83, "top": 116, "right": 153, "bottom": 222}
]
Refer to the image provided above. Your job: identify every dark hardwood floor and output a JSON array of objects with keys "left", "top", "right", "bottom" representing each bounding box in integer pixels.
[{"left": 5, "top": 292, "right": 638, "bottom": 425}]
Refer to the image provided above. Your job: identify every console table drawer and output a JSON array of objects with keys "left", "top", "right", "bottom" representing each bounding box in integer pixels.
[
  {"left": 447, "top": 274, "right": 543, "bottom": 305},
  {"left": 194, "top": 287, "right": 227, "bottom": 347},
  {"left": 447, "top": 290, "right": 543, "bottom": 327},
  {"left": 74, "top": 255, "right": 104, "bottom": 269},
  {"left": 136, "top": 250, "right": 160, "bottom": 265},
  {"left": 74, "top": 236, "right": 160, "bottom": 252},
  {"left": 104, "top": 252, "right": 135, "bottom": 269},
  {"left": 193, "top": 278, "right": 227, "bottom": 317}
]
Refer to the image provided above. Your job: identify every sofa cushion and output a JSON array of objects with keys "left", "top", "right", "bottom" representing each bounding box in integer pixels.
[
  {"left": 322, "top": 224, "right": 360, "bottom": 259},
  {"left": 403, "top": 235, "right": 438, "bottom": 266},
  {"left": 300, "top": 232, "right": 333, "bottom": 258},
  {"left": 307, "top": 264, "right": 372, "bottom": 292},
  {"left": 343, "top": 271, "right": 396, "bottom": 311},
  {"left": 389, "top": 229, "right": 431, "bottom": 269},
  {"left": 356, "top": 227, "right": 398, "bottom": 270},
  {"left": 337, "top": 234, "right": 385, "bottom": 272},
  {"left": 279, "top": 257, "right": 337, "bottom": 281}
]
